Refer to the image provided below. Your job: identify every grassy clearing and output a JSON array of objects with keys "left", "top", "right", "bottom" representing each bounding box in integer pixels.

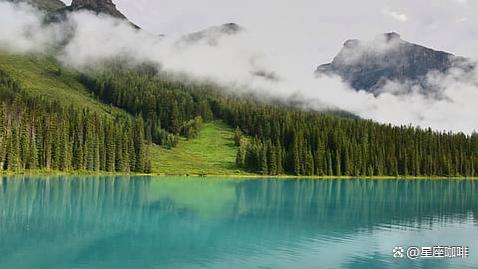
[{"left": 151, "top": 121, "right": 252, "bottom": 176}]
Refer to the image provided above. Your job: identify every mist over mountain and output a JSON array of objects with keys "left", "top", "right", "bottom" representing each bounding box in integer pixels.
[
  {"left": 1, "top": 0, "right": 477, "bottom": 133},
  {"left": 316, "top": 32, "right": 475, "bottom": 96},
  {"left": 179, "top": 23, "right": 243, "bottom": 46}
]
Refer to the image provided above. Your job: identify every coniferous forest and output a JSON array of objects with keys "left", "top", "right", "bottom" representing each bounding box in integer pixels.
[
  {"left": 1, "top": 61, "right": 477, "bottom": 176},
  {"left": 0, "top": 70, "right": 151, "bottom": 173},
  {"left": 78, "top": 69, "right": 478, "bottom": 177}
]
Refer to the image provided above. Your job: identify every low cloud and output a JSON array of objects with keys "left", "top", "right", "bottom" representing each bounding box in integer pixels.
[
  {"left": 331, "top": 33, "right": 404, "bottom": 66},
  {"left": 0, "top": 2, "right": 56, "bottom": 53},
  {"left": 0, "top": 2, "right": 477, "bottom": 134},
  {"left": 382, "top": 9, "right": 409, "bottom": 22}
]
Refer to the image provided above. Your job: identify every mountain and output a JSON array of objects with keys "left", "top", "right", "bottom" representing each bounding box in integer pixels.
[
  {"left": 1, "top": 49, "right": 477, "bottom": 176},
  {"left": 316, "top": 32, "right": 472, "bottom": 95},
  {"left": 68, "top": 0, "right": 128, "bottom": 20},
  {"left": 7, "top": 0, "right": 65, "bottom": 11},
  {"left": 179, "top": 23, "right": 244, "bottom": 46},
  {"left": 49, "top": 0, "right": 139, "bottom": 28}
]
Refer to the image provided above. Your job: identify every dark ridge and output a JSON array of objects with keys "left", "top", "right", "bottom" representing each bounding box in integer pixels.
[{"left": 180, "top": 23, "right": 244, "bottom": 45}]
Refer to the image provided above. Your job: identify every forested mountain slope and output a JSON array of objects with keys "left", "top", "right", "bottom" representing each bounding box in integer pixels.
[
  {"left": 0, "top": 52, "right": 125, "bottom": 115},
  {"left": 1, "top": 51, "right": 477, "bottom": 177},
  {"left": 0, "top": 52, "right": 151, "bottom": 173},
  {"left": 80, "top": 68, "right": 478, "bottom": 177}
]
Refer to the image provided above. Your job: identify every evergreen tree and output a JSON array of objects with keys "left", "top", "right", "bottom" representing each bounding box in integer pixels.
[{"left": 234, "top": 127, "right": 242, "bottom": 146}]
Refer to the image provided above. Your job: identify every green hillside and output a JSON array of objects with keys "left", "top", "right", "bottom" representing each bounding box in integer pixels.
[
  {"left": 0, "top": 51, "right": 248, "bottom": 175},
  {"left": 1, "top": 50, "right": 478, "bottom": 177},
  {"left": 0, "top": 52, "right": 124, "bottom": 116}
]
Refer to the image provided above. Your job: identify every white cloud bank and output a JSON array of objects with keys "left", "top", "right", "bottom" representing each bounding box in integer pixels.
[{"left": 0, "top": 2, "right": 477, "bottom": 134}]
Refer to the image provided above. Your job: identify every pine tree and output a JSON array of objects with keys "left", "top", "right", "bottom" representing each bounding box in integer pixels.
[
  {"left": 6, "top": 125, "right": 20, "bottom": 171},
  {"left": 133, "top": 116, "right": 145, "bottom": 172},
  {"left": 334, "top": 149, "right": 342, "bottom": 176},
  {"left": 0, "top": 105, "right": 5, "bottom": 170},
  {"left": 105, "top": 121, "right": 116, "bottom": 172},
  {"left": 114, "top": 125, "right": 124, "bottom": 172},
  {"left": 305, "top": 148, "right": 314, "bottom": 176},
  {"left": 234, "top": 127, "right": 242, "bottom": 146},
  {"left": 123, "top": 134, "right": 131, "bottom": 172},
  {"left": 260, "top": 144, "right": 268, "bottom": 175},
  {"left": 276, "top": 144, "right": 284, "bottom": 175},
  {"left": 266, "top": 140, "right": 278, "bottom": 175},
  {"left": 19, "top": 117, "right": 29, "bottom": 170},
  {"left": 236, "top": 142, "right": 246, "bottom": 167},
  {"left": 27, "top": 123, "right": 38, "bottom": 170},
  {"left": 292, "top": 135, "right": 300, "bottom": 175}
]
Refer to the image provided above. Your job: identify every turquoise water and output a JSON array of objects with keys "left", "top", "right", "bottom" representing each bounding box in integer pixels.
[{"left": 0, "top": 177, "right": 477, "bottom": 269}]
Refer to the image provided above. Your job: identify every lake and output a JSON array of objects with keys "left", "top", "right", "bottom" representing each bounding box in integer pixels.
[{"left": 0, "top": 176, "right": 476, "bottom": 269}]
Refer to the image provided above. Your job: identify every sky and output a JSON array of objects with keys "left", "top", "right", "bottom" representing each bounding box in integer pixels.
[
  {"left": 1, "top": 0, "right": 477, "bottom": 133},
  {"left": 62, "top": 0, "right": 478, "bottom": 68}
]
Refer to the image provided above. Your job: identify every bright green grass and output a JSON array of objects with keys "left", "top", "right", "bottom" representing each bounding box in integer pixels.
[
  {"left": 151, "top": 121, "right": 252, "bottom": 176},
  {"left": 0, "top": 51, "right": 124, "bottom": 116}
]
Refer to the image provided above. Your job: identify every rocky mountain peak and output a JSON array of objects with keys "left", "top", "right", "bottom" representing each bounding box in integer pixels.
[
  {"left": 47, "top": 0, "right": 139, "bottom": 28},
  {"left": 315, "top": 33, "right": 471, "bottom": 95},
  {"left": 218, "top": 23, "right": 242, "bottom": 34},
  {"left": 69, "top": 0, "right": 126, "bottom": 20},
  {"left": 382, "top": 32, "right": 401, "bottom": 42}
]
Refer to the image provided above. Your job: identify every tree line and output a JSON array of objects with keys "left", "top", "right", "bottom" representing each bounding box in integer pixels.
[
  {"left": 10, "top": 65, "right": 475, "bottom": 177},
  {"left": 217, "top": 99, "right": 478, "bottom": 176},
  {"left": 81, "top": 68, "right": 478, "bottom": 177},
  {"left": 80, "top": 68, "right": 478, "bottom": 177},
  {"left": 0, "top": 70, "right": 151, "bottom": 173},
  {"left": 80, "top": 70, "right": 211, "bottom": 148}
]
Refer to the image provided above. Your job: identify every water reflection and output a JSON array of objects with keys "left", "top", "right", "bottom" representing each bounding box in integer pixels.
[{"left": 0, "top": 176, "right": 476, "bottom": 269}]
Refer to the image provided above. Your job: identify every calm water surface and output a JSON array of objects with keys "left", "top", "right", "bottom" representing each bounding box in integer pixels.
[{"left": 0, "top": 176, "right": 477, "bottom": 269}]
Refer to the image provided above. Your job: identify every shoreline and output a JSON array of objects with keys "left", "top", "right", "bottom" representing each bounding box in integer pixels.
[{"left": 1, "top": 170, "right": 477, "bottom": 180}]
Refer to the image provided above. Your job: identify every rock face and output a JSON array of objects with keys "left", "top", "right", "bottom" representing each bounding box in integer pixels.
[
  {"left": 50, "top": 0, "right": 139, "bottom": 28},
  {"left": 316, "top": 32, "right": 471, "bottom": 94},
  {"left": 69, "top": 0, "right": 128, "bottom": 20},
  {"left": 8, "top": 0, "right": 65, "bottom": 11}
]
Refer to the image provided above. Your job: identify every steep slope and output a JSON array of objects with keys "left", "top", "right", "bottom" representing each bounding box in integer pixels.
[
  {"left": 0, "top": 51, "right": 246, "bottom": 175},
  {"left": 68, "top": 0, "right": 128, "bottom": 20},
  {"left": 0, "top": 51, "right": 153, "bottom": 174},
  {"left": 316, "top": 32, "right": 472, "bottom": 95},
  {"left": 0, "top": 51, "right": 125, "bottom": 116},
  {"left": 7, "top": 0, "right": 65, "bottom": 11}
]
